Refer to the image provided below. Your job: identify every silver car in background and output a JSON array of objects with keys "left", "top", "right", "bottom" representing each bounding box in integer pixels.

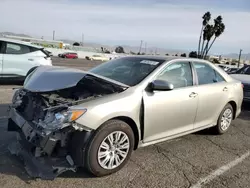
[
  {"left": 229, "top": 65, "right": 250, "bottom": 101},
  {"left": 8, "top": 56, "right": 243, "bottom": 179}
]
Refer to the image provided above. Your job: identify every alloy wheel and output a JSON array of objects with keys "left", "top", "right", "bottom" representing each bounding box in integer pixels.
[
  {"left": 97, "top": 131, "right": 130, "bottom": 170},
  {"left": 220, "top": 108, "right": 233, "bottom": 131}
]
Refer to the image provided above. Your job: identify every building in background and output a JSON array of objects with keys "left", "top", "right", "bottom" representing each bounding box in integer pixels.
[{"left": 2, "top": 35, "right": 64, "bottom": 49}]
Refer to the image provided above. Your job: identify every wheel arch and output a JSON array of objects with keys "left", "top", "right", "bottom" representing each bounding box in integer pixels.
[
  {"left": 228, "top": 100, "right": 237, "bottom": 119},
  {"left": 109, "top": 116, "right": 140, "bottom": 150}
]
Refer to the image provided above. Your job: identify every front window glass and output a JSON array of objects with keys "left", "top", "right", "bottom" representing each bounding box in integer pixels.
[
  {"left": 89, "top": 57, "right": 165, "bottom": 86},
  {"left": 156, "top": 61, "right": 193, "bottom": 88}
]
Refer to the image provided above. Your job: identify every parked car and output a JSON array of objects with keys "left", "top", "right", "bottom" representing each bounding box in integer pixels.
[
  {"left": 90, "top": 54, "right": 110, "bottom": 61},
  {"left": 58, "top": 52, "right": 78, "bottom": 59},
  {"left": 8, "top": 56, "right": 243, "bottom": 179},
  {"left": 226, "top": 67, "right": 239, "bottom": 74},
  {"left": 230, "top": 65, "right": 250, "bottom": 101},
  {"left": 217, "top": 64, "right": 230, "bottom": 72},
  {"left": 85, "top": 56, "right": 91, "bottom": 60},
  {"left": 0, "top": 38, "right": 52, "bottom": 80}
]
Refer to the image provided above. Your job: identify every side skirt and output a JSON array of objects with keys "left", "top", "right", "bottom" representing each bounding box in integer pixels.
[{"left": 138, "top": 124, "right": 215, "bottom": 148}]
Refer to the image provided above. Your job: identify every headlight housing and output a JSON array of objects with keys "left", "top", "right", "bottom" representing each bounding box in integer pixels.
[
  {"left": 38, "top": 109, "right": 87, "bottom": 132},
  {"left": 55, "top": 109, "right": 87, "bottom": 123}
]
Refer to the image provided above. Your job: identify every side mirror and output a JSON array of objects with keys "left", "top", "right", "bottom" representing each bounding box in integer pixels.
[{"left": 147, "top": 80, "right": 174, "bottom": 91}]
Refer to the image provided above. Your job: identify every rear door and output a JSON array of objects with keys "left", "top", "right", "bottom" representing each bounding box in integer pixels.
[
  {"left": 0, "top": 41, "right": 4, "bottom": 76},
  {"left": 2, "top": 42, "right": 40, "bottom": 77},
  {"left": 192, "top": 61, "right": 230, "bottom": 129}
]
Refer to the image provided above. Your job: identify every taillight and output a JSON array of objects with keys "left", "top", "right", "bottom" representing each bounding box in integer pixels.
[{"left": 242, "top": 84, "right": 244, "bottom": 88}]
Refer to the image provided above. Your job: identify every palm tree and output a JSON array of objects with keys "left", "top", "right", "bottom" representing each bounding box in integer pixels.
[
  {"left": 201, "top": 24, "right": 214, "bottom": 58},
  {"left": 200, "top": 24, "right": 213, "bottom": 58},
  {"left": 198, "top": 12, "right": 211, "bottom": 57},
  {"left": 204, "top": 17, "right": 225, "bottom": 57}
]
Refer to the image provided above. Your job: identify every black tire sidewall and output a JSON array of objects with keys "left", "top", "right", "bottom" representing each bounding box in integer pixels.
[
  {"left": 85, "top": 120, "right": 134, "bottom": 176},
  {"left": 216, "top": 104, "right": 233, "bottom": 134}
]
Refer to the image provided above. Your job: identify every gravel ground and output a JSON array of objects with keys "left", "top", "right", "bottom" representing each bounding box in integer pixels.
[{"left": 0, "top": 57, "right": 250, "bottom": 188}]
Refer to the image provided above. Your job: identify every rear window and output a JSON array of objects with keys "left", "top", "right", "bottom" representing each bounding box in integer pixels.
[{"left": 4, "top": 42, "right": 41, "bottom": 55}]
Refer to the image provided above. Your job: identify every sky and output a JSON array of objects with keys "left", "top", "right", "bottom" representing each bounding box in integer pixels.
[{"left": 0, "top": 0, "right": 249, "bottom": 54}]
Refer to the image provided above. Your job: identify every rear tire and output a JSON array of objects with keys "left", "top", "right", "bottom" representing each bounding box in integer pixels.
[
  {"left": 84, "top": 120, "right": 134, "bottom": 177},
  {"left": 213, "top": 103, "right": 233, "bottom": 134}
]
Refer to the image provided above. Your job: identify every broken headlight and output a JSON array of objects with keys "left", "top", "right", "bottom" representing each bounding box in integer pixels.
[
  {"left": 56, "top": 109, "right": 87, "bottom": 123},
  {"left": 38, "top": 109, "right": 87, "bottom": 131}
]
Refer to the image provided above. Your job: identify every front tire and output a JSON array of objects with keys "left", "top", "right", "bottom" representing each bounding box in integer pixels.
[
  {"left": 85, "top": 120, "right": 134, "bottom": 177},
  {"left": 214, "top": 103, "right": 234, "bottom": 134}
]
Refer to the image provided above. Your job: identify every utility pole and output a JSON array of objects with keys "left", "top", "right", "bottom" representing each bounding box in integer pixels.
[
  {"left": 144, "top": 42, "right": 147, "bottom": 54},
  {"left": 139, "top": 40, "right": 143, "bottom": 54},
  {"left": 53, "top": 30, "right": 55, "bottom": 40},
  {"left": 82, "top": 33, "right": 84, "bottom": 46},
  {"left": 238, "top": 49, "right": 242, "bottom": 68}
]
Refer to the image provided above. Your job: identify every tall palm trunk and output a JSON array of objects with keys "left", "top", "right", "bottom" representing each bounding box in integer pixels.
[
  {"left": 200, "top": 39, "right": 206, "bottom": 58},
  {"left": 205, "top": 37, "right": 217, "bottom": 57},
  {"left": 198, "top": 26, "right": 204, "bottom": 56},
  {"left": 202, "top": 40, "right": 210, "bottom": 59}
]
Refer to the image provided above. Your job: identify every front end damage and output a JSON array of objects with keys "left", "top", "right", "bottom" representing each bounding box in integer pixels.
[{"left": 7, "top": 67, "right": 127, "bottom": 180}]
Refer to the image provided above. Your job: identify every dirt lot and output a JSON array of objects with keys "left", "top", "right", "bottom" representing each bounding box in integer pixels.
[{"left": 0, "top": 57, "right": 250, "bottom": 188}]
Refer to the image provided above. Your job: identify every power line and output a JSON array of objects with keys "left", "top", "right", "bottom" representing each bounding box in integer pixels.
[
  {"left": 139, "top": 40, "right": 143, "bottom": 54},
  {"left": 238, "top": 49, "right": 243, "bottom": 68},
  {"left": 53, "top": 30, "right": 55, "bottom": 40},
  {"left": 82, "top": 33, "right": 84, "bottom": 46}
]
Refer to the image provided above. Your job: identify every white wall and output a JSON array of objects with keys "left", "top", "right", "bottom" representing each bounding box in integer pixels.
[{"left": 45, "top": 48, "right": 127, "bottom": 59}]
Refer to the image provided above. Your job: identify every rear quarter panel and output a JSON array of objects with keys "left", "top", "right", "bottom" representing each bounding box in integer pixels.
[
  {"left": 227, "top": 80, "right": 243, "bottom": 117},
  {"left": 210, "top": 63, "right": 243, "bottom": 120}
]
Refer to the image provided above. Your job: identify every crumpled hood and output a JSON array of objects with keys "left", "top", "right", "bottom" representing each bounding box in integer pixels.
[
  {"left": 230, "top": 74, "right": 250, "bottom": 84},
  {"left": 24, "top": 66, "right": 128, "bottom": 92}
]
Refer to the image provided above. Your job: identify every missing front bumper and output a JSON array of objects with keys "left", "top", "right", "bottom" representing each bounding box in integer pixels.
[
  {"left": 7, "top": 107, "right": 93, "bottom": 179},
  {"left": 7, "top": 108, "right": 77, "bottom": 180},
  {"left": 8, "top": 133, "right": 77, "bottom": 180}
]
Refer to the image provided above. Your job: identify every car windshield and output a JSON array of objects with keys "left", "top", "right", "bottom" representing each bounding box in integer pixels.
[{"left": 89, "top": 57, "right": 165, "bottom": 86}]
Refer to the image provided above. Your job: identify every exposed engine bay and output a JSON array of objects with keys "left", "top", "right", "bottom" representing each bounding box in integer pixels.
[
  {"left": 13, "top": 74, "right": 124, "bottom": 131},
  {"left": 8, "top": 74, "right": 127, "bottom": 179}
]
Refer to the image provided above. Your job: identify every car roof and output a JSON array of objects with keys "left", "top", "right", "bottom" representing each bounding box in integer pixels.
[
  {"left": 123, "top": 55, "right": 209, "bottom": 63},
  {"left": 0, "top": 37, "right": 43, "bottom": 49}
]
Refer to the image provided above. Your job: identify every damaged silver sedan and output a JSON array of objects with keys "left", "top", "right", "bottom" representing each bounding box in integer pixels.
[{"left": 8, "top": 56, "right": 243, "bottom": 179}]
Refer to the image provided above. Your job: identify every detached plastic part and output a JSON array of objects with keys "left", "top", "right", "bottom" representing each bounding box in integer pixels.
[{"left": 8, "top": 134, "right": 77, "bottom": 180}]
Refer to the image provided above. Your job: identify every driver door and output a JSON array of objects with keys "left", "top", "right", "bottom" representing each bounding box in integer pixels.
[{"left": 142, "top": 61, "right": 199, "bottom": 143}]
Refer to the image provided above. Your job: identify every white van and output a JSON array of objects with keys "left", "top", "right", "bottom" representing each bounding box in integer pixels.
[{"left": 0, "top": 38, "right": 52, "bottom": 81}]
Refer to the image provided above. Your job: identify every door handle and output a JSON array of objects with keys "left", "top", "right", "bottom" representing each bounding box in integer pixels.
[
  {"left": 189, "top": 92, "right": 198, "bottom": 98},
  {"left": 223, "top": 87, "right": 228, "bottom": 91},
  {"left": 28, "top": 59, "right": 34, "bottom": 61}
]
